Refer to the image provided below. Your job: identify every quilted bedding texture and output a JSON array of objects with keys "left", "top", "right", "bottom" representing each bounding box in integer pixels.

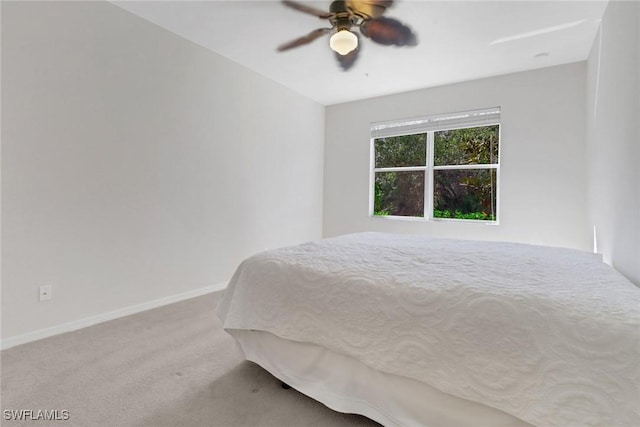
[{"left": 217, "top": 232, "right": 640, "bottom": 427}]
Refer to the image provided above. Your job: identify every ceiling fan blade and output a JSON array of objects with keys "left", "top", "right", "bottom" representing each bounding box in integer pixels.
[
  {"left": 346, "top": 0, "right": 393, "bottom": 18},
  {"left": 281, "top": 0, "right": 333, "bottom": 19},
  {"left": 360, "top": 16, "right": 417, "bottom": 46},
  {"left": 277, "top": 28, "right": 331, "bottom": 51},
  {"left": 336, "top": 34, "right": 361, "bottom": 71}
]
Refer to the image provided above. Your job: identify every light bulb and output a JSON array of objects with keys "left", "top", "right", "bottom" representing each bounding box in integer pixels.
[{"left": 329, "top": 30, "right": 358, "bottom": 56}]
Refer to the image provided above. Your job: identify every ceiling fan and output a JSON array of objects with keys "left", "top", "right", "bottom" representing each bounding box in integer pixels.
[{"left": 277, "top": 0, "right": 417, "bottom": 71}]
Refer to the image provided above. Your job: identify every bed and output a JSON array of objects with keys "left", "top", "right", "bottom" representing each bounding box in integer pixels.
[{"left": 217, "top": 232, "right": 640, "bottom": 427}]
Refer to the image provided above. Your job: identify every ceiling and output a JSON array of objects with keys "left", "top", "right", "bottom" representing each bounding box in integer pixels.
[{"left": 112, "top": 1, "right": 608, "bottom": 105}]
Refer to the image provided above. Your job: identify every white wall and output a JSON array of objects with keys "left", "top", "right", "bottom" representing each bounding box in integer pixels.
[
  {"left": 324, "top": 63, "right": 591, "bottom": 251},
  {"left": 586, "top": 1, "right": 640, "bottom": 285},
  {"left": 1, "top": 1, "right": 324, "bottom": 341}
]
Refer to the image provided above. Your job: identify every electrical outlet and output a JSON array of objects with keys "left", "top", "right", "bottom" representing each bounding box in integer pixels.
[{"left": 39, "top": 285, "right": 52, "bottom": 302}]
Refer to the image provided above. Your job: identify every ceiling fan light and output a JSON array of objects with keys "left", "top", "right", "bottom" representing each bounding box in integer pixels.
[{"left": 329, "top": 30, "right": 358, "bottom": 55}]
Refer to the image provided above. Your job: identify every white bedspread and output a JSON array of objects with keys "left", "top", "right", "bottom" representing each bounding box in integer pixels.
[{"left": 218, "top": 232, "right": 640, "bottom": 427}]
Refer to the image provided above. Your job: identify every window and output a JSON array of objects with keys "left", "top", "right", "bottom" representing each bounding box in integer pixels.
[{"left": 370, "top": 108, "right": 500, "bottom": 222}]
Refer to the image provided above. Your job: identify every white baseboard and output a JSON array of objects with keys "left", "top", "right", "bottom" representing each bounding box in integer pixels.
[{"left": 0, "top": 282, "right": 228, "bottom": 350}]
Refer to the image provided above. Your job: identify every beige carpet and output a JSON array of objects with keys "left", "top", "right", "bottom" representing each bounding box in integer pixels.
[{"left": 1, "top": 291, "right": 380, "bottom": 427}]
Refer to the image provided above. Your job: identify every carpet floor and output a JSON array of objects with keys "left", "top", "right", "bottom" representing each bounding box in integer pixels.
[{"left": 1, "top": 291, "right": 380, "bottom": 427}]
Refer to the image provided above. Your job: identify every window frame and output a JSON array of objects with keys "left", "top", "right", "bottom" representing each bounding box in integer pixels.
[{"left": 369, "top": 111, "right": 501, "bottom": 224}]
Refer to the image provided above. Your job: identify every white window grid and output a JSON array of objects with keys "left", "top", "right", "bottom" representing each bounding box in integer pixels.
[{"left": 369, "top": 123, "right": 501, "bottom": 223}]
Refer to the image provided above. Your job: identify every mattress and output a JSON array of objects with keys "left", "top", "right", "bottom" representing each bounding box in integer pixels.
[{"left": 218, "top": 232, "right": 640, "bottom": 426}]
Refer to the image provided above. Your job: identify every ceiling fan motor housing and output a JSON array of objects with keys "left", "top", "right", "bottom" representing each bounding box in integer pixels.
[{"left": 330, "top": 1, "right": 358, "bottom": 31}]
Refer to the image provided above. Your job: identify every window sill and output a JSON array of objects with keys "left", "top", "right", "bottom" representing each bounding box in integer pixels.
[{"left": 370, "top": 215, "right": 499, "bottom": 225}]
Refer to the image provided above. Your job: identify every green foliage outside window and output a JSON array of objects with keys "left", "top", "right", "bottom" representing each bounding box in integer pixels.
[
  {"left": 374, "top": 171, "right": 425, "bottom": 217},
  {"left": 374, "top": 134, "right": 427, "bottom": 217},
  {"left": 373, "top": 125, "right": 499, "bottom": 220},
  {"left": 375, "top": 134, "right": 426, "bottom": 168},
  {"left": 434, "top": 126, "right": 499, "bottom": 166}
]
